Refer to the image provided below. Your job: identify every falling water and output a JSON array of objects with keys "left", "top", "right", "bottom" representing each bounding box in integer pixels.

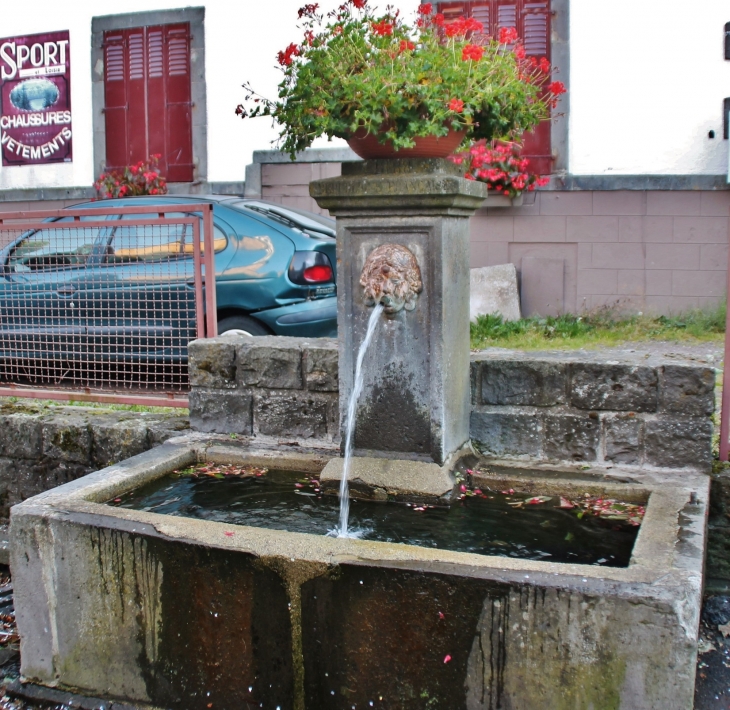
[{"left": 336, "top": 302, "right": 384, "bottom": 538}]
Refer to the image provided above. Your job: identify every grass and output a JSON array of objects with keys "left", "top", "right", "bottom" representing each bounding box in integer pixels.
[
  {"left": 0, "top": 396, "right": 186, "bottom": 414},
  {"left": 470, "top": 303, "right": 726, "bottom": 351}
]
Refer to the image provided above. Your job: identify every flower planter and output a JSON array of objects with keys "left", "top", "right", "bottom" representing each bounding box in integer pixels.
[{"left": 346, "top": 129, "right": 467, "bottom": 160}]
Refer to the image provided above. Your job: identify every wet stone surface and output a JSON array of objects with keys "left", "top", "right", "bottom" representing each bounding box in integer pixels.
[{"left": 110, "top": 466, "right": 641, "bottom": 567}]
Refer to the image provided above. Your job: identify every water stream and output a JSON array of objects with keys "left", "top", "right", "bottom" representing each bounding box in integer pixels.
[{"left": 336, "top": 303, "right": 384, "bottom": 538}]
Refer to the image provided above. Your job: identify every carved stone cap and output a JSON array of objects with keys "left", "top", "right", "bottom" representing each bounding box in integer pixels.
[{"left": 309, "top": 158, "right": 487, "bottom": 217}]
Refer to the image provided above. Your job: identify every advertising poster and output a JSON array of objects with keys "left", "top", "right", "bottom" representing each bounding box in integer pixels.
[{"left": 0, "top": 30, "right": 72, "bottom": 166}]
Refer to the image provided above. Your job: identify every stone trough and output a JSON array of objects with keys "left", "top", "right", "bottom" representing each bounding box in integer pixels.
[{"left": 10, "top": 436, "right": 707, "bottom": 709}]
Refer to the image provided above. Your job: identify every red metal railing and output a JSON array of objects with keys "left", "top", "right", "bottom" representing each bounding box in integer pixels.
[{"left": 0, "top": 203, "right": 217, "bottom": 407}]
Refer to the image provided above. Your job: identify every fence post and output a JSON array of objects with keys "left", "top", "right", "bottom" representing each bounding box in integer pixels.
[{"left": 202, "top": 203, "right": 218, "bottom": 338}]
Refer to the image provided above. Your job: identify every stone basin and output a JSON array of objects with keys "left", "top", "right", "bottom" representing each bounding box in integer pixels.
[{"left": 10, "top": 436, "right": 706, "bottom": 709}]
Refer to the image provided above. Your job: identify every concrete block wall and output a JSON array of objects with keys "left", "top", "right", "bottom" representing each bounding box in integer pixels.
[
  {"left": 188, "top": 336, "right": 715, "bottom": 471},
  {"left": 470, "top": 190, "right": 730, "bottom": 315}
]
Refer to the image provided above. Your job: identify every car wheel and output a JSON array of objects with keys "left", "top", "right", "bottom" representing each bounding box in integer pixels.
[{"left": 217, "top": 315, "right": 270, "bottom": 337}]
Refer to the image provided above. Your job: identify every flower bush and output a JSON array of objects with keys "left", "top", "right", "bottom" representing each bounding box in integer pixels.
[
  {"left": 236, "top": 1, "right": 566, "bottom": 158},
  {"left": 94, "top": 154, "right": 168, "bottom": 198},
  {"left": 451, "top": 141, "right": 549, "bottom": 198}
]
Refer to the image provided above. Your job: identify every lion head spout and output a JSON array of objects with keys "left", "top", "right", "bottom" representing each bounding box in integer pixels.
[{"left": 360, "top": 244, "right": 423, "bottom": 314}]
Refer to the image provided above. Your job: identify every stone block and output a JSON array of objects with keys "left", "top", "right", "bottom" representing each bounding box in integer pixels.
[
  {"left": 543, "top": 413, "right": 600, "bottom": 462},
  {"left": 469, "top": 264, "right": 521, "bottom": 322},
  {"left": 237, "top": 338, "right": 303, "bottom": 389},
  {"left": 90, "top": 419, "right": 150, "bottom": 467},
  {"left": 254, "top": 392, "right": 329, "bottom": 439},
  {"left": 470, "top": 409, "right": 541, "bottom": 457},
  {"left": 604, "top": 415, "right": 643, "bottom": 465},
  {"left": 145, "top": 416, "right": 191, "bottom": 446},
  {"left": 0, "top": 413, "right": 42, "bottom": 459},
  {"left": 188, "top": 339, "right": 237, "bottom": 389},
  {"left": 304, "top": 343, "right": 339, "bottom": 392},
  {"left": 660, "top": 365, "right": 715, "bottom": 416},
  {"left": 188, "top": 390, "right": 253, "bottom": 435},
  {"left": 41, "top": 414, "right": 92, "bottom": 464},
  {"left": 644, "top": 418, "right": 713, "bottom": 469},
  {"left": 478, "top": 360, "right": 566, "bottom": 406},
  {"left": 570, "top": 363, "right": 658, "bottom": 412}
]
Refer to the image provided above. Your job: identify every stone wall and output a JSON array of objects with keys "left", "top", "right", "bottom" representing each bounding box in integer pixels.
[
  {"left": 188, "top": 336, "right": 339, "bottom": 444},
  {"left": 0, "top": 402, "right": 188, "bottom": 520},
  {"left": 470, "top": 351, "right": 715, "bottom": 470},
  {"left": 189, "top": 335, "right": 715, "bottom": 472}
]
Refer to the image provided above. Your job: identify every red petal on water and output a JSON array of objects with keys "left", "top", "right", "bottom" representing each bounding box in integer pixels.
[
  {"left": 460, "top": 484, "right": 467, "bottom": 493},
  {"left": 224, "top": 532, "right": 234, "bottom": 537},
  {"left": 295, "top": 483, "right": 304, "bottom": 488},
  {"left": 439, "top": 611, "right": 445, "bottom": 619},
  {"left": 473, "top": 489, "right": 482, "bottom": 495},
  {"left": 113, "top": 498, "right": 122, "bottom": 502},
  {"left": 444, "top": 654, "right": 452, "bottom": 664},
  {"left": 559, "top": 497, "right": 574, "bottom": 509}
]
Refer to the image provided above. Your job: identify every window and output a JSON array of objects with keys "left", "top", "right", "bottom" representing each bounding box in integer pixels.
[
  {"left": 102, "top": 23, "right": 194, "bottom": 182},
  {"left": 436, "top": 1, "right": 553, "bottom": 174},
  {"left": 9, "top": 217, "right": 105, "bottom": 272}
]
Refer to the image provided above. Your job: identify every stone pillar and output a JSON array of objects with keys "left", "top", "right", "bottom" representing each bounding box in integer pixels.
[{"left": 310, "top": 159, "right": 486, "bottom": 465}]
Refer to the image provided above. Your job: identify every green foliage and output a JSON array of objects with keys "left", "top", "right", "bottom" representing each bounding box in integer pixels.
[
  {"left": 236, "top": 3, "right": 563, "bottom": 158},
  {"left": 470, "top": 303, "right": 726, "bottom": 350}
]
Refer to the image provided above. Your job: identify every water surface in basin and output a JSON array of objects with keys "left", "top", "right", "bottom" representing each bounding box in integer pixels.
[{"left": 109, "top": 467, "right": 641, "bottom": 567}]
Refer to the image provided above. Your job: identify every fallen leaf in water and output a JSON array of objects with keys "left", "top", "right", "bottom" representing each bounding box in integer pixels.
[
  {"left": 698, "top": 637, "right": 717, "bottom": 653},
  {"left": 559, "top": 497, "right": 574, "bottom": 509},
  {"left": 526, "top": 496, "right": 552, "bottom": 505},
  {"left": 719, "top": 622, "right": 730, "bottom": 638}
]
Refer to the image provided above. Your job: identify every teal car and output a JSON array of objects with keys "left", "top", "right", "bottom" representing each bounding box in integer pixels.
[{"left": 0, "top": 196, "right": 337, "bottom": 366}]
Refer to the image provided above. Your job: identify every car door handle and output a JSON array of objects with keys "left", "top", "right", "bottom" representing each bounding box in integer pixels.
[{"left": 57, "top": 286, "right": 77, "bottom": 295}]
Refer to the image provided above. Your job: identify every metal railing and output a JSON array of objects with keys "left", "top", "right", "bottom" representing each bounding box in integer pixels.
[{"left": 0, "top": 203, "right": 217, "bottom": 407}]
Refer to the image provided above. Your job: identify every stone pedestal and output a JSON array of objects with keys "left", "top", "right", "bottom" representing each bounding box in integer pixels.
[{"left": 310, "top": 159, "right": 486, "bottom": 465}]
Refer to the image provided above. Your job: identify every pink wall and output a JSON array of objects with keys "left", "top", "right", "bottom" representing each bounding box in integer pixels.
[{"left": 259, "top": 161, "right": 730, "bottom": 316}]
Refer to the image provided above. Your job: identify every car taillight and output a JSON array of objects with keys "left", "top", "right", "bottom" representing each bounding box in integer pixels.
[
  {"left": 303, "top": 264, "right": 333, "bottom": 283},
  {"left": 288, "top": 251, "right": 334, "bottom": 285}
]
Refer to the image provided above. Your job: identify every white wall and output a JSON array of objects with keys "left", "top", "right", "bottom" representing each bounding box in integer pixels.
[
  {"left": 570, "top": 0, "right": 730, "bottom": 175},
  {"left": 0, "top": 0, "right": 419, "bottom": 191}
]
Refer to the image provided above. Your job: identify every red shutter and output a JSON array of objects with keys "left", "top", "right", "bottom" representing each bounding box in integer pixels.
[
  {"left": 436, "top": 1, "right": 554, "bottom": 174},
  {"left": 163, "top": 24, "right": 194, "bottom": 182},
  {"left": 519, "top": 0, "right": 552, "bottom": 174},
  {"left": 102, "top": 23, "right": 194, "bottom": 183},
  {"left": 102, "top": 32, "right": 128, "bottom": 172},
  {"left": 126, "top": 29, "right": 148, "bottom": 167}
]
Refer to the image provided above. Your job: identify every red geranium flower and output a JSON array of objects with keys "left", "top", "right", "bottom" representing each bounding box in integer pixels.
[
  {"left": 462, "top": 44, "right": 484, "bottom": 61},
  {"left": 350, "top": 0, "right": 366, "bottom": 8},
  {"left": 399, "top": 39, "right": 416, "bottom": 52},
  {"left": 514, "top": 44, "right": 526, "bottom": 60},
  {"left": 548, "top": 81, "right": 566, "bottom": 95},
  {"left": 418, "top": 2, "right": 432, "bottom": 13},
  {"left": 498, "top": 26, "right": 518, "bottom": 44},
  {"left": 433, "top": 12, "right": 445, "bottom": 26},
  {"left": 371, "top": 19, "right": 394, "bottom": 36},
  {"left": 539, "top": 56, "right": 551, "bottom": 73},
  {"left": 448, "top": 98, "right": 465, "bottom": 112},
  {"left": 277, "top": 43, "right": 300, "bottom": 66}
]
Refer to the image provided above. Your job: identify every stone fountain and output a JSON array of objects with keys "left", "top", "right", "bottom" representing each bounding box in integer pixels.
[{"left": 7, "top": 158, "right": 709, "bottom": 709}]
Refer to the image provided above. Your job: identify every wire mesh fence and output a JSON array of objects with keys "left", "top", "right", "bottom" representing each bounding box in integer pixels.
[{"left": 0, "top": 204, "right": 217, "bottom": 407}]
